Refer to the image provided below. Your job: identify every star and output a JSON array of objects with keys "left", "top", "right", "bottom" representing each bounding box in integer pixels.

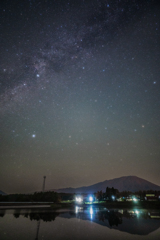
[{"left": 0, "top": 0, "right": 160, "bottom": 194}]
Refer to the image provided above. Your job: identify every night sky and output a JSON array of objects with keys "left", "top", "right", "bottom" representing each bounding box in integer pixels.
[{"left": 0, "top": 0, "right": 160, "bottom": 194}]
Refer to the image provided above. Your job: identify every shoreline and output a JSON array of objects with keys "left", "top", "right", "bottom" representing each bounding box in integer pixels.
[{"left": 1, "top": 201, "right": 160, "bottom": 210}]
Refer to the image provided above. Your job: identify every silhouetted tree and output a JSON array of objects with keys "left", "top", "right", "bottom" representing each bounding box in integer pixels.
[
  {"left": 105, "top": 187, "right": 119, "bottom": 200},
  {"left": 96, "top": 190, "right": 103, "bottom": 201}
]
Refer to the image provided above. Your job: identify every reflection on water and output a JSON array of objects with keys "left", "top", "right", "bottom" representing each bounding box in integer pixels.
[
  {"left": 75, "top": 206, "right": 122, "bottom": 226},
  {"left": 73, "top": 206, "right": 160, "bottom": 235},
  {"left": 21, "top": 210, "right": 59, "bottom": 222},
  {"left": 35, "top": 220, "right": 40, "bottom": 240},
  {"left": 0, "top": 207, "right": 160, "bottom": 240}
]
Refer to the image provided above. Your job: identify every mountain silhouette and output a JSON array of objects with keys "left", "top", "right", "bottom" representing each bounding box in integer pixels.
[
  {"left": 52, "top": 176, "right": 160, "bottom": 193},
  {"left": 0, "top": 190, "right": 6, "bottom": 195}
]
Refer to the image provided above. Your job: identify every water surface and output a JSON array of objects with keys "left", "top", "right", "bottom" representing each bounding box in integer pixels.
[{"left": 0, "top": 207, "right": 160, "bottom": 240}]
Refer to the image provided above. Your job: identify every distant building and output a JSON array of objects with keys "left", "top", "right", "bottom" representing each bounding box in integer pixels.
[
  {"left": 148, "top": 211, "right": 160, "bottom": 218},
  {"left": 145, "top": 194, "right": 158, "bottom": 201}
]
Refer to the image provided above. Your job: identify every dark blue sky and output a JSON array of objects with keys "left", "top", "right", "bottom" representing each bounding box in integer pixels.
[{"left": 0, "top": 0, "right": 160, "bottom": 193}]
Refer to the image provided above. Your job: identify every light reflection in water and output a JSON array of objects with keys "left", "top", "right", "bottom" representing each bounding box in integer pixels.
[
  {"left": 75, "top": 206, "right": 78, "bottom": 214},
  {"left": 75, "top": 206, "right": 83, "bottom": 214},
  {"left": 75, "top": 205, "right": 94, "bottom": 219},
  {"left": 90, "top": 206, "right": 93, "bottom": 219},
  {"left": 0, "top": 208, "right": 160, "bottom": 239}
]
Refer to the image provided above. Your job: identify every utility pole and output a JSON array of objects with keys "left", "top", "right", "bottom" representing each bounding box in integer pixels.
[{"left": 42, "top": 176, "right": 46, "bottom": 192}]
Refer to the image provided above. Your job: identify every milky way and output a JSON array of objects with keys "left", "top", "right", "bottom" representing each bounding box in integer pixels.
[{"left": 0, "top": 0, "right": 160, "bottom": 193}]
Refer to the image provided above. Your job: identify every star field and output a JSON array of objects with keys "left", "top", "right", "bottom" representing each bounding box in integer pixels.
[{"left": 0, "top": 0, "right": 160, "bottom": 193}]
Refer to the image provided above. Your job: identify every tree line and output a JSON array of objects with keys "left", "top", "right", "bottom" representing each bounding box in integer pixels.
[
  {"left": 0, "top": 191, "right": 61, "bottom": 202},
  {"left": 95, "top": 187, "right": 160, "bottom": 201}
]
